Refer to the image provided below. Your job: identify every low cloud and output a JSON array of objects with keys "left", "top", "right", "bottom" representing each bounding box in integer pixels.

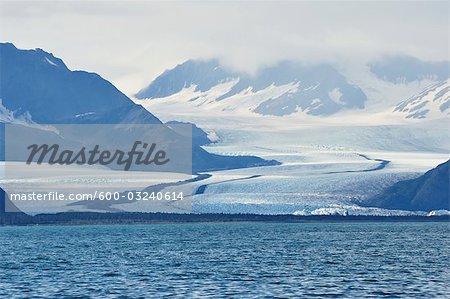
[{"left": 1, "top": 1, "right": 448, "bottom": 94}]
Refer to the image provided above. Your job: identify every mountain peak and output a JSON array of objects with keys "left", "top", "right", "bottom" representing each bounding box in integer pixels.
[
  {"left": 0, "top": 42, "right": 69, "bottom": 70},
  {"left": 0, "top": 42, "right": 160, "bottom": 124},
  {"left": 135, "top": 58, "right": 237, "bottom": 99},
  {"left": 136, "top": 59, "right": 367, "bottom": 117}
]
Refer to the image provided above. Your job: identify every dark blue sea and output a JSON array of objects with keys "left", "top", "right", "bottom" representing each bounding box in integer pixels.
[{"left": 0, "top": 222, "right": 449, "bottom": 298}]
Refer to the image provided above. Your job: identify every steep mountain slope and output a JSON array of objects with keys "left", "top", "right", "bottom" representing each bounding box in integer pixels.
[
  {"left": 0, "top": 43, "right": 159, "bottom": 124},
  {"left": 363, "top": 160, "right": 449, "bottom": 211},
  {"left": 0, "top": 43, "right": 277, "bottom": 172},
  {"left": 136, "top": 59, "right": 367, "bottom": 117},
  {"left": 393, "top": 79, "right": 450, "bottom": 119}
]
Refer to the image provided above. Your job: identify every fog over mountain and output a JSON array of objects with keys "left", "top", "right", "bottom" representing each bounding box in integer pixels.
[
  {"left": 136, "top": 59, "right": 367, "bottom": 116},
  {"left": 136, "top": 56, "right": 450, "bottom": 120},
  {"left": 370, "top": 55, "right": 450, "bottom": 84},
  {"left": 1, "top": 1, "right": 447, "bottom": 95}
]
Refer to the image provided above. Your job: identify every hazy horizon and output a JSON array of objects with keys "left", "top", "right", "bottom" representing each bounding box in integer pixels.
[{"left": 1, "top": 1, "right": 448, "bottom": 95}]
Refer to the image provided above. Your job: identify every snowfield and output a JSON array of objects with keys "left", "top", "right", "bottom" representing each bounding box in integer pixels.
[
  {"left": 133, "top": 97, "right": 450, "bottom": 214},
  {"left": 393, "top": 79, "right": 450, "bottom": 119}
]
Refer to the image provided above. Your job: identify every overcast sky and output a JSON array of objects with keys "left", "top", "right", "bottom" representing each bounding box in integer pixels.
[{"left": 0, "top": 1, "right": 448, "bottom": 95}]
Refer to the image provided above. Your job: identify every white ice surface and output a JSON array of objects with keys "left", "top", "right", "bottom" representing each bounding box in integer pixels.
[{"left": 135, "top": 98, "right": 449, "bottom": 214}]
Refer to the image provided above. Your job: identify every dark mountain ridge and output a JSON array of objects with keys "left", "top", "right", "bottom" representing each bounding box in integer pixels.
[
  {"left": 364, "top": 160, "right": 450, "bottom": 211},
  {"left": 0, "top": 43, "right": 278, "bottom": 172}
]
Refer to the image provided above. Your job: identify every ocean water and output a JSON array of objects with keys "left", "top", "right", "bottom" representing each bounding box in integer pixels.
[{"left": 0, "top": 222, "right": 449, "bottom": 298}]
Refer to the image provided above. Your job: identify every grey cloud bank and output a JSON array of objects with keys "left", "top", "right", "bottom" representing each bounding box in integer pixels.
[{"left": 0, "top": 1, "right": 448, "bottom": 95}]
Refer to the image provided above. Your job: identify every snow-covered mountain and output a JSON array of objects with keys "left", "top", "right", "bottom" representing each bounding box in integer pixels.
[
  {"left": 393, "top": 79, "right": 450, "bottom": 120},
  {"left": 136, "top": 60, "right": 367, "bottom": 117},
  {"left": 0, "top": 43, "right": 278, "bottom": 172}
]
